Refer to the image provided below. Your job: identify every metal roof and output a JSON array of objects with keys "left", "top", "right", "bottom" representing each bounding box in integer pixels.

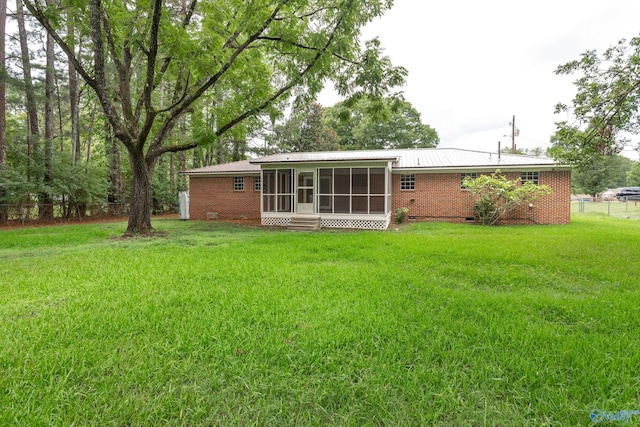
[
  {"left": 182, "top": 149, "right": 566, "bottom": 175},
  {"left": 182, "top": 159, "right": 260, "bottom": 175},
  {"left": 249, "top": 150, "right": 401, "bottom": 164},
  {"left": 390, "top": 148, "right": 561, "bottom": 169}
]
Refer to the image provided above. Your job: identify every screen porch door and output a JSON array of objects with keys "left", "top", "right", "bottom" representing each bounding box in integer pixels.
[{"left": 296, "top": 170, "right": 315, "bottom": 214}]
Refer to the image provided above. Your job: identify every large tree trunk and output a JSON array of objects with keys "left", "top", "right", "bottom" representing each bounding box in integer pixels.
[
  {"left": 41, "top": 7, "right": 56, "bottom": 221},
  {"left": 65, "top": 18, "right": 81, "bottom": 218},
  {"left": 16, "top": 0, "right": 40, "bottom": 181},
  {"left": 106, "top": 123, "right": 124, "bottom": 216},
  {"left": 86, "top": 104, "right": 96, "bottom": 166},
  {"left": 0, "top": 0, "right": 5, "bottom": 167},
  {"left": 0, "top": 0, "right": 6, "bottom": 222},
  {"left": 179, "top": 118, "right": 187, "bottom": 173},
  {"left": 126, "top": 151, "right": 154, "bottom": 235},
  {"left": 169, "top": 153, "right": 175, "bottom": 191},
  {"left": 67, "top": 20, "right": 80, "bottom": 165}
]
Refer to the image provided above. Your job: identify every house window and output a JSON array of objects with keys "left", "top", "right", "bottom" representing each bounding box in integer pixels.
[
  {"left": 400, "top": 174, "right": 415, "bottom": 190},
  {"left": 521, "top": 171, "right": 539, "bottom": 185},
  {"left": 461, "top": 172, "right": 477, "bottom": 189},
  {"left": 254, "top": 176, "right": 261, "bottom": 191},
  {"left": 317, "top": 167, "right": 388, "bottom": 215},
  {"left": 234, "top": 176, "right": 244, "bottom": 191}
]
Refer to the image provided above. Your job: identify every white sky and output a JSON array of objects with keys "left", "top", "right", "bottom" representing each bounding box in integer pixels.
[{"left": 318, "top": 0, "right": 640, "bottom": 160}]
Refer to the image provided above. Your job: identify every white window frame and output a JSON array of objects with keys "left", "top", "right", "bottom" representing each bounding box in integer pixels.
[
  {"left": 317, "top": 167, "right": 388, "bottom": 215},
  {"left": 262, "top": 169, "right": 294, "bottom": 213},
  {"left": 521, "top": 171, "right": 539, "bottom": 185},
  {"left": 233, "top": 176, "right": 245, "bottom": 192},
  {"left": 254, "top": 175, "right": 261, "bottom": 192},
  {"left": 461, "top": 172, "right": 477, "bottom": 189},
  {"left": 400, "top": 174, "right": 415, "bottom": 191}
]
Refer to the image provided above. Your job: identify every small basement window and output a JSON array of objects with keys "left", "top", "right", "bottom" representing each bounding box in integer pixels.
[
  {"left": 234, "top": 176, "right": 245, "bottom": 191},
  {"left": 400, "top": 174, "right": 415, "bottom": 190}
]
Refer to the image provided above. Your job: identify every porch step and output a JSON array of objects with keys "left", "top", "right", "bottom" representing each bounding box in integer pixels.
[{"left": 287, "top": 215, "right": 321, "bottom": 231}]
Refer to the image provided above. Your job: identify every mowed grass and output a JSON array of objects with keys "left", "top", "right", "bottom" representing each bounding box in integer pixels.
[{"left": 1, "top": 217, "right": 639, "bottom": 426}]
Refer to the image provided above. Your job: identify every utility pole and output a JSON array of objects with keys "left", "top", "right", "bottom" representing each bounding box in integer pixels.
[{"left": 511, "top": 115, "right": 516, "bottom": 153}]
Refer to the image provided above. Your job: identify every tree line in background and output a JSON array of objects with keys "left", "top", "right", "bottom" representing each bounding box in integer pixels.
[
  {"left": 498, "top": 138, "right": 640, "bottom": 196},
  {"left": 257, "top": 97, "right": 439, "bottom": 154},
  {"left": 504, "top": 144, "right": 640, "bottom": 197}
]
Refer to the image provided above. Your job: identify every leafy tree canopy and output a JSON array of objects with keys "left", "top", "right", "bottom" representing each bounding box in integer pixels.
[
  {"left": 626, "top": 161, "right": 640, "bottom": 186},
  {"left": 570, "top": 154, "right": 634, "bottom": 196},
  {"left": 323, "top": 96, "right": 439, "bottom": 150},
  {"left": 265, "top": 102, "right": 339, "bottom": 153},
  {"left": 554, "top": 36, "right": 640, "bottom": 167},
  {"left": 24, "top": 0, "right": 407, "bottom": 234}
]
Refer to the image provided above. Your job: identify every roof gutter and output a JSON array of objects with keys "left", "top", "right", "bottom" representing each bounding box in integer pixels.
[
  {"left": 250, "top": 156, "right": 400, "bottom": 164},
  {"left": 179, "top": 170, "right": 261, "bottom": 177},
  {"left": 392, "top": 165, "right": 571, "bottom": 173}
]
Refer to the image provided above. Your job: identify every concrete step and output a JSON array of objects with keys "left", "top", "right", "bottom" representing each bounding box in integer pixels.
[{"left": 288, "top": 215, "right": 321, "bottom": 231}]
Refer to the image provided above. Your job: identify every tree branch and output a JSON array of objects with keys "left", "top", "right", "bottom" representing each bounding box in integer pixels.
[
  {"left": 137, "top": 0, "right": 163, "bottom": 150},
  {"left": 273, "top": 6, "right": 335, "bottom": 21},
  {"left": 158, "top": 0, "right": 198, "bottom": 77},
  {"left": 583, "top": 79, "right": 640, "bottom": 144},
  {"left": 217, "top": 1, "right": 349, "bottom": 137},
  {"left": 25, "top": 0, "right": 134, "bottom": 147},
  {"left": 101, "top": 12, "right": 135, "bottom": 126},
  {"left": 147, "top": 0, "right": 292, "bottom": 156},
  {"left": 256, "top": 35, "right": 360, "bottom": 64},
  {"left": 23, "top": 0, "right": 95, "bottom": 87},
  {"left": 151, "top": 141, "right": 199, "bottom": 158}
]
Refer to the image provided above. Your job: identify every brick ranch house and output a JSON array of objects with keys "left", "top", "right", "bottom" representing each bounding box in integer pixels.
[{"left": 183, "top": 148, "right": 571, "bottom": 229}]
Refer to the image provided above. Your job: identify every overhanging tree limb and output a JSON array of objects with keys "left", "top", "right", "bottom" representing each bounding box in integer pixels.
[
  {"left": 554, "top": 35, "right": 640, "bottom": 164},
  {"left": 137, "top": 0, "right": 163, "bottom": 151},
  {"left": 148, "top": 0, "right": 294, "bottom": 155},
  {"left": 216, "top": 0, "right": 349, "bottom": 138},
  {"left": 256, "top": 36, "right": 361, "bottom": 65}
]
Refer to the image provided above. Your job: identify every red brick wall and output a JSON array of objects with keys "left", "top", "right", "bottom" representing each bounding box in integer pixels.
[
  {"left": 391, "top": 170, "right": 571, "bottom": 225},
  {"left": 509, "top": 170, "right": 572, "bottom": 225},
  {"left": 189, "top": 170, "right": 571, "bottom": 225},
  {"left": 189, "top": 175, "right": 261, "bottom": 220}
]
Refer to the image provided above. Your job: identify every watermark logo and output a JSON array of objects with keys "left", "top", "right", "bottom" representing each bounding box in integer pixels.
[{"left": 591, "top": 409, "right": 640, "bottom": 423}]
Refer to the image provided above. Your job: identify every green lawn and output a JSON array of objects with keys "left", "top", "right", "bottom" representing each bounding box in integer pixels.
[{"left": 1, "top": 217, "right": 639, "bottom": 426}]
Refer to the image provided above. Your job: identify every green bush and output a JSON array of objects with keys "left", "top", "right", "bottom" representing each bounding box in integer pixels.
[
  {"left": 394, "top": 207, "right": 409, "bottom": 223},
  {"left": 462, "top": 170, "right": 552, "bottom": 225}
]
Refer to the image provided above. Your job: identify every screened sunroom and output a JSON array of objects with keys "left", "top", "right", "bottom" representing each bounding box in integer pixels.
[{"left": 252, "top": 152, "right": 397, "bottom": 229}]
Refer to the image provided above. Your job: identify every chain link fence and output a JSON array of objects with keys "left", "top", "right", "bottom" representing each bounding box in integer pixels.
[{"left": 572, "top": 198, "right": 640, "bottom": 219}]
